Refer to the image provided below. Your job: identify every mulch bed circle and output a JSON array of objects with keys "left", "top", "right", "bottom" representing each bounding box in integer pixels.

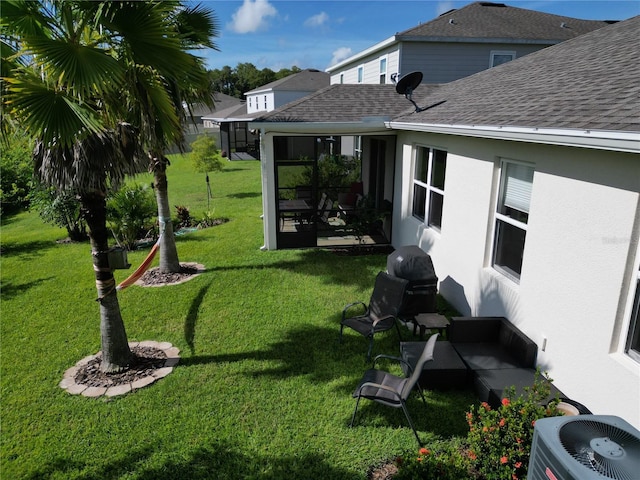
[
  {"left": 59, "top": 340, "right": 180, "bottom": 398},
  {"left": 136, "top": 262, "right": 205, "bottom": 287}
]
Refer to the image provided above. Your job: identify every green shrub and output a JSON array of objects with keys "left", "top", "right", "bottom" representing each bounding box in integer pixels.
[
  {"left": 466, "top": 372, "right": 561, "bottom": 480},
  {"left": 394, "top": 372, "right": 562, "bottom": 480},
  {"left": 175, "top": 204, "right": 194, "bottom": 228},
  {"left": 1, "top": 134, "right": 34, "bottom": 213},
  {"left": 106, "top": 183, "right": 157, "bottom": 249},
  {"left": 28, "top": 185, "right": 87, "bottom": 241}
]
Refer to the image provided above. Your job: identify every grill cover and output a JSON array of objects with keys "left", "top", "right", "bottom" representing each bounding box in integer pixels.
[{"left": 387, "top": 246, "right": 438, "bottom": 317}]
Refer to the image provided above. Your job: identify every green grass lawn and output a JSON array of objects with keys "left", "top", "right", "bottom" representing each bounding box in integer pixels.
[{"left": 1, "top": 156, "right": 476, "bottom": 479}]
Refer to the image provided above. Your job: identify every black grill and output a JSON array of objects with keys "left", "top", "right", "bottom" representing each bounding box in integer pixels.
[{"left": 387, "top": 246, "right": 438, "bottom": 318}]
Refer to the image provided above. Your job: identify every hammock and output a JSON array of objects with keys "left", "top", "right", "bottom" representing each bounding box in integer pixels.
[{"left": 116, "top": 237, "right": 161, "bottom": 291}]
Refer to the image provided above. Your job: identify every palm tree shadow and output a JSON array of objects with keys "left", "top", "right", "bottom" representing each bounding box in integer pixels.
[{"left": 184, "top": 283, "right": 211, "bottom": 354}]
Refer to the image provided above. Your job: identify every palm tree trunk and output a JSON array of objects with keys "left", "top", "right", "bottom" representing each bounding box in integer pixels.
[
  {"left": 81, "top": 191, "right": 132, "bottom": 373},
  {"left": 152, "top": 156, "right": 181, "bottom": 273}
]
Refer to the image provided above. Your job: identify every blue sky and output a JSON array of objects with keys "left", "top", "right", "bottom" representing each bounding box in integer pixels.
[{"left": 196, "top": 0, "right": 640, "bottom": 71}]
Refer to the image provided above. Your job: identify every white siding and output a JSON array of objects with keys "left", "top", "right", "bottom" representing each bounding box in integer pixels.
[
  {"left": 331, "top": 41, "right": 546, "bottom": 84},
  {"left": 401, "top": 42, "right": 543, "bottom": 83},
  {"left": 330, "top": 47, "right": 401, "bottom": 84},
  {"left": 393, "top": 131, "right": 640, "bottom": 428}
]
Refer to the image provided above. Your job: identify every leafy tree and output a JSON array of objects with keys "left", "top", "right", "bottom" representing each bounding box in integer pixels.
[
  {"left": 0, "top": 133, "right": 33, "bottom": 213},
  {"left": 2, "top": 0, "right": 218, "bottom": 372},
  {"left": 190, "top": 134, "right": 225, "bottom": 174},
  {"left": 208, "top": 63, "right": 304, "bottom": 98},
  {"left": 190, "top": 134, "right": 225, "bottom": 211}
]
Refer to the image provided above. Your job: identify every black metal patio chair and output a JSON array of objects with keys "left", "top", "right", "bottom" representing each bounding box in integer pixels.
[
  {"left": 350, "top": 333, "right": 439, "bottom": 445},
  {"left": 339, "top": 271, "right": 409, "bottom": 361}
]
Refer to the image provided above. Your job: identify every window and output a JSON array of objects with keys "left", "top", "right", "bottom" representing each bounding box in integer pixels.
[
  {"left": 357, "top": 65, "right": 364, "bottom": 83},
  {"left": 340, "top": 73, "right": 344, "bottom": 84},
  {"left": 492, "top": 161, "right": 534, "bottom": 282},
  {"left": 379, "top": 57, "right": 387, "bottom": 84},
  {"left": 411, "top": 146, "right": 447, "bottom": 229},
  {"left": 626, "top": 264, "right": 640, "bottom": 363},
  {"left": 264, "top": 95, "right": 267, "bottom": 110},
  {"left": 490, "top": 50, "right": 516, "bottom": 67}
]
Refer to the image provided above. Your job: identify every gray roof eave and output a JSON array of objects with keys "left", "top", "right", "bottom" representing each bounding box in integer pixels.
[
  {"left": 397, "top": 35, "right": 560, "bottom": 45},
  {"left": 249, "top": 120, "right": 394, "bottom": 135},
  {"left": 386, "top": 121, "right": 640, "bottom": 154}
]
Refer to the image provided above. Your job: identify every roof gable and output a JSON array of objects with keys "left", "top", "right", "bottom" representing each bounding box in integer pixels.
[
  {"left": 245, "top": 69, "right": 329, "bottom": 95},
  {"left": 398, "top": 2, "right": 613, "bottom": 42}
]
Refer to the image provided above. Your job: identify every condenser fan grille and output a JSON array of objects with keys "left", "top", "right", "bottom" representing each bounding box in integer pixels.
[{"left": 559, "top": 419, "right": 640, "bottom": 480}]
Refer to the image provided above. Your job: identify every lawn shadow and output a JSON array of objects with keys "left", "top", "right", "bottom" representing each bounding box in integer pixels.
[
  {"left": 226, "top": 191, "right": 261, "bottom": 199},
  {"left": 347, "top": 386, "right": 475, "bottom": 440},
  {"left": 0, "top": 277, "right": 55, "bottom": 300},
  {"left": 22, "top": 442, "right": 361, "bottom": 480},
  {"left": 202, "top": 249, "right": 389, "bottom": 291},
  {"left": 0, "top": 239, "right": 59, "bottom": 259},
  {"left": 184, "top": 283, "right": 211, "bottom": 354}
]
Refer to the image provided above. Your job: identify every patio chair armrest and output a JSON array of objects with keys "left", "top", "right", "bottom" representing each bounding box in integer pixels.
[
  {"left": 356, "top": 381, "right": 402, "bottom": 400},
  {"left": 371, "top": 314, "right": 396, "bottom": 328},
  {"left": 342, "top": 302, "right": 367, "bottom": 321},
  {"left": 371, "top": 354, "right": 412, "bottom": 374}
]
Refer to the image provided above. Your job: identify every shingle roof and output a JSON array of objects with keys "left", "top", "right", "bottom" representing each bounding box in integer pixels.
[
  {"left": 393, "top": 15, "right": 640, "bottom": 132},
  {"left": 257, "top": 17, "right": 639, "bottom": 136},
  {"left": 397, "top": 2, "right": 613, "bottom": 42},
  {"left": 245, "top": 69, "right": 329, "bottom": 94},
  {"left": 255, "top": 84, "right": 441, "bottom": 123}
]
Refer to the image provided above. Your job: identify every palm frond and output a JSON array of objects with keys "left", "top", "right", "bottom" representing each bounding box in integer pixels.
[
  {"left": 176, "top": 3, "right": 220, "bottom": 51},
  {"left": 24, "top": 36, "right": 124, "bottom": 96},
  {"left": 4, "top": 71, "right": 104, "bottom": 148}
]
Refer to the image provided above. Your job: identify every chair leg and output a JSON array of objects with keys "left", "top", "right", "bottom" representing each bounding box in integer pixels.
[
  {"left": 350, "top": 396, "right": 362, "bottom": 427},
  {"left": 366, "top": 336, "right": 374, "bottom": 362},
  {"left": 394, "top": 320, "right": 402, "bottom": 341},
  {"left": 416, "top": 383, "right": 427, "bottom": 407},
  {"left": 400, "top": 401, "right": 422, "bottom": 446}
]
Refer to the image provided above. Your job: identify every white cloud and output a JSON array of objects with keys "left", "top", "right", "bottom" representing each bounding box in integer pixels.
[
  {"left": 304, "top": 12, "right": 329, "bottom": 28},
  {"left": 229, "top": 0, "right": 277, "bottom": 34},
  {"left": 329, "top": 47, "right": 353, "bottom": 67},
  {"left": 436, "top": 1, "right": 455, "bottom": 15}
]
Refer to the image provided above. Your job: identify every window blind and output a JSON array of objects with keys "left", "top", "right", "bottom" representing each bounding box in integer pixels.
[{"left": 503, "top": 163, "right": 533, "bottom": 214}]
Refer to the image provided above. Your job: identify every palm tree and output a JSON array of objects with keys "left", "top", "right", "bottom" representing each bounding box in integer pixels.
[
  {"left": 2, "top": 0, "right": 218, "bottom": 372},
  {"left": 113, "top": 2, "right": 219, "bottom": 273}
]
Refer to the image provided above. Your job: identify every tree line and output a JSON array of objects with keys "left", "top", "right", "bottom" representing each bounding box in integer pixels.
[{"left": 208, "top": 63, "right": 305, "bottom": 98}]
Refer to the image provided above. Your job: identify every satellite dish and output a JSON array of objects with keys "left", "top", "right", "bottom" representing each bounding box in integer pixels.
[
  {"left": 395, "top": 71, "right": 423, "bottom": 96},
  {"left": 394, "top": 71, "right": 445, "bottom": 113},
  {"left": 395, "top": 71, "right": 425, "bottom": 112}
]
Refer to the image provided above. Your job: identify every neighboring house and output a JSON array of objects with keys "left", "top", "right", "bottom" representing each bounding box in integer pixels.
[
  {"left": 199, "top": 92, "right": 242, "bottom": 129},
  {"left": 327, "top": 1, "right": 613, "bottom": 85},
  {"left": 202, "top": 69, "right": 329, "bottom": 159},
  {"left": 245, "top": 69, "right": 329, "bottom": 114},
  {"left": 251, "top": 17, "right": 640, "bottom": 427}
]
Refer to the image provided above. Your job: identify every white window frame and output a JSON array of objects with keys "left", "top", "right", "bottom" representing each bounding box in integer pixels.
[
  {"left": 357, "top": 65, "right": 364, "bottom": 83},
  {"left": 411, "top": 145, "right": 447, "bottom": 230},
  {"left": 625, "top": 247, "right": 640, "bottom": 363},
  {"left": 491, "top": 160, "right": 534, "bottom": 283},
  {"left": 340, "top": 73, "right": 344, "bottom": 84},
  {"left": 379, "top": 56, "right": 387, "bottom": 84},
  {"left": 490, "top": 50, "right": 516, "bottom": 67},
  {"left": 263, "top": 95, "right": 267, "bottom": 110}
]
